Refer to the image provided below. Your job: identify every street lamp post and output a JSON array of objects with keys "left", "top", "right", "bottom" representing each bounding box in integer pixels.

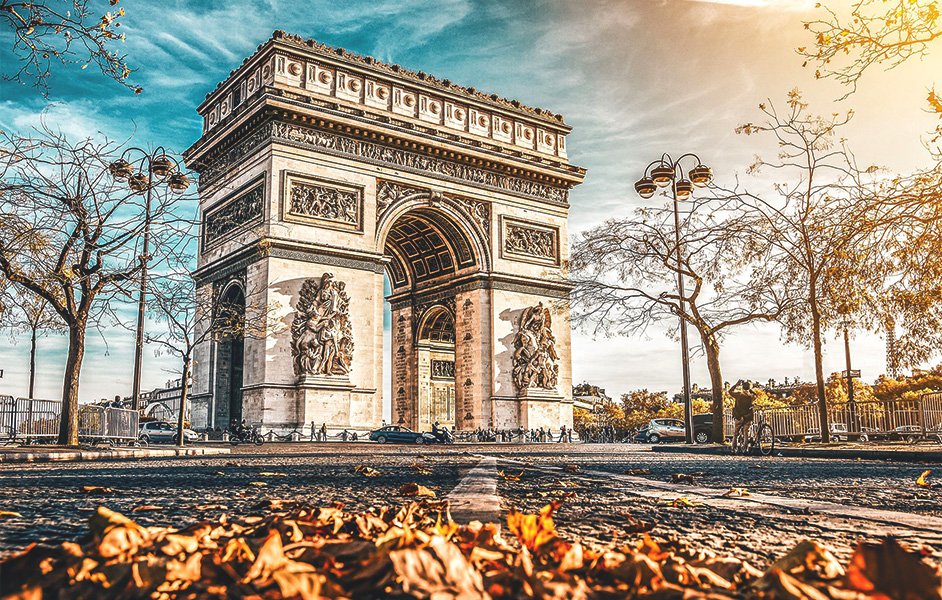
[
  {"left": 108, "top": 148, "right": 189, "bottom": 419},
  {"left": 634, "top": 154, "right": 713, "bottom": 445}
]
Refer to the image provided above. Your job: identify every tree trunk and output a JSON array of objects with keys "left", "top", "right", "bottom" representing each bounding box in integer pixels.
[
  {"left": 176, "top": 356, "right": 191, "bottom": 447},
  {"left": 704, "top": 336, "right": 726, "bottom": 443},
  {"left": 28, "top": 326, "right": 37, "bottom": 399},
  {"left": 57, "top": 323, "right": 85, "bottom": 446},
  {"left": 810, "top": 299, "right": 830, "bottom": 443}
]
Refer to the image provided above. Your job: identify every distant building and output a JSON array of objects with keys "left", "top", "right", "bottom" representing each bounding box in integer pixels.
[
  {"left": 673, "top": 378, "right": 805, "bottom": 403},
  {"left": 572, "top": 383, "right": 611, "bottom": 411}
]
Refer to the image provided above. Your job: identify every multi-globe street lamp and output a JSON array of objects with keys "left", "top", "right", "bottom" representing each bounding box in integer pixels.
[
  {"left": 634, "top": 154, "right": 713, "bottom": 444},
  {"left": 109, "top": 148, "right": 189, "bottom": 416}
]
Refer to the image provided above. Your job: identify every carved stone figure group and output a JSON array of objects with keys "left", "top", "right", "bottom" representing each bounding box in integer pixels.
[
  {"left": 512, "top": 303, "right": 559, "bottom": 391},
  {"left": 291, "top": 273, "right": 354, "bottom": 377}
]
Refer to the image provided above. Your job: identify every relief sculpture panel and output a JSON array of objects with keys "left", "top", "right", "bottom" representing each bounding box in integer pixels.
[
  {"left": 501, "top": 218, "right": 558, "bottom": 265},
  {"left": 291, "top": 273, "right": 355, "bottom": 377},
  {"left": 512, "top": 303, "right": 559, "bottom": 391}
]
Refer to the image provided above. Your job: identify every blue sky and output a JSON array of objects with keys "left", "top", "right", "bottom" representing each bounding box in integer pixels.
[{"left": 1, "top": 0, "right": 940, "bottom": 404}]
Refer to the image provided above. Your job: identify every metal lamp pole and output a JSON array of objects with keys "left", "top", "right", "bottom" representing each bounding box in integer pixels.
[
  {"left": 108, "top": 148, "right": 189, "bottom": 415},
  {"left": 635, "top": 154, "right": 713, "bottom": 445}
]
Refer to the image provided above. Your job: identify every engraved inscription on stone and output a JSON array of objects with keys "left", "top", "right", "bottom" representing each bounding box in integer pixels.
[
  {"left": 288, "top": 180, "right": 360, "bottom": 226},
  {"left": 431, "top": 360, "right": 455, "bottom": 379},
  {"left": 291, "top": 273, "right": 354, "bottom": 377},
  {"left": 203, "top": 183, "right": 264, "bottom": 248},
  {"left": 512, "top": 303, "right": 559, "bottom": 391},
  {"left": 505, "top": 223, "right": 556, "bottom": 260}
]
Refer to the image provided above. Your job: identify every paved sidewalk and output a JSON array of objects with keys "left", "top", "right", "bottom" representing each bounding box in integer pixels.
[
  {"left": 0, "top": 445, "right": 230, "bottom": 463},
  {"left": 650, "top": 441, "right": 942, "bottom": 462}
]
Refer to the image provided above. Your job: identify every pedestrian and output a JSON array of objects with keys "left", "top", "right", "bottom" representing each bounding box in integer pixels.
[
  {"left": 558, "top": 424, "right": 567, "bottom": 443},
  {"left": 320, "top": 422, "right": 328, "bottom": 442},
  {"left": 341, "top": 429, "right": 349, "bottom": 442},
  {"left": 568, "top": 427, "right": 573, "bottom": 443}
]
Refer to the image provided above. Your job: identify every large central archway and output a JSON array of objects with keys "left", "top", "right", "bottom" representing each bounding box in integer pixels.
[{"left": 378, "top": 189, "right": 490, "bottom": 432}]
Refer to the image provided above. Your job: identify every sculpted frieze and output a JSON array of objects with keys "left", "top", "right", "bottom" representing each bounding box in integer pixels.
[
  {"left": 213, "top": 121, "right": 569, "bottom": 204},
  {"left": 431, "top": 360, "right": 455, "bottom": 379},
  {"left": 291, "top": 273, "right": 354, "bottom": 378},
  {"left": 505, "top": 223, "right": 556, "bottom": 260},
  {"left": 288, "top": 180, "right": 360, "bottom": 226},
  {"left": 512, "top": 303, "right": 559, "bottom": 392},
  {"left": 203, "top": 183, "right": 264, "bottom": 249}
]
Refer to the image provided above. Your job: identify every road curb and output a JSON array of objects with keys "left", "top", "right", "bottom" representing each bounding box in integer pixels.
[
  {"left": 0, "top": 447, "right": 231, "bottom": 464},
  {"left": 650, "top": 444, "right": 942, "bottom": 462}
]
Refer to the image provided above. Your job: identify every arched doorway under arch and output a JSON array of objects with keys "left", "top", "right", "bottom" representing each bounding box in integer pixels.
[{"left": 214, "top": 282, "right": 245, "bottom": 429}]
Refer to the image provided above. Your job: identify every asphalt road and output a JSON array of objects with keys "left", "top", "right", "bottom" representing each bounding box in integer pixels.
[{"left": 1, "top": 442, "right": 939, "bottom": 570}]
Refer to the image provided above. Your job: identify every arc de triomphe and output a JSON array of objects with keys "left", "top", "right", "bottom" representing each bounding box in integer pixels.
[{"left": 184, "top": 31, "right": 585, "bottom": 434}]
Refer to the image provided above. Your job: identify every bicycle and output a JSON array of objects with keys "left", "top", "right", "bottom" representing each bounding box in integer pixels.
[{"left": 732, "top": 409, "right": 775, "bottom": 456}]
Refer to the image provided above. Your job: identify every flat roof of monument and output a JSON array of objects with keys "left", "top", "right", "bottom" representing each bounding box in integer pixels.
[{"left": 200, "top": 30, "right": 570, "bottom": 129}]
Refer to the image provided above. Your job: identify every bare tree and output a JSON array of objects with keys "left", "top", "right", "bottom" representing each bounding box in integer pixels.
[
  {"left": 570, "top": 195, "right": 787, "bottom": 443},
  {"left": 2, "top": 287, "right": 65, "bottom": 398},
  {"left": 1, "top": 0, "right": 140, "bottom": 97},
  {"left": 729, "top": 91, "right": 907, "bottom": 442},
  {"left": 0, "top": 125, "right": 189, "bottom": 445}
]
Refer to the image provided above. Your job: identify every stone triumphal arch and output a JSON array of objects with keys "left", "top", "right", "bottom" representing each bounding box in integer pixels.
[{"left": 184, "top": 31, "right": 585, "bottom": 434}]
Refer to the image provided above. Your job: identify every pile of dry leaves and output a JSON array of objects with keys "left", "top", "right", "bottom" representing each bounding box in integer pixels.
[{"left": 1, "top": 497, "right": 940, "bottom": 599}]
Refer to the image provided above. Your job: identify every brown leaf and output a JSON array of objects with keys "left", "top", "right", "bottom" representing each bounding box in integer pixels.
[
  {"left": 507, "top": 502, "right": 561, "bottom": 553},
  {"left": 671, "top": 473, "right": 694, "bottom": 484},
  {"left": 389, "top": 536, "right": 488, "bottom": 599},
  {"left": 769, "top": 540, "right": 845, "bottom": 580},
  {"left": 845, "top": 538, "right": 942, "bottom": 600},
  {"left": 563, "top": 465, "right": 580, "bottom": 473},
  {"left": 752, "top": 567, "right": 832, "bottom": 600},
  {"left": 80, "top": 485, "right": 113, "bottom": 495},
  {"left": 130, "top": 505, "right": 163, "bottom": 512},
  {"left": 498, "top": 470, "right": 523, "bottom": 481},
  {"left": 624, "top": 469, "right": 651, "bottom": 475},
  {"left": 244, "top": 530, "right": 286, "bottom": 582},
  {"left": 722, "top": 488, "right": 751, "bottom": 497},
  {"left": 353, "top": 465, "right": 380, "bottom": 477},
  {"left": 400, "top": 483, "right": 436, "bottom": 497},
  {"left": 87, "top": 507, "right": 148, "bottom": 559}
]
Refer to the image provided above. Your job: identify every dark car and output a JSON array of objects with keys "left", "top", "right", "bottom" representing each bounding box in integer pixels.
[
  {"left": 369, "top": 425, "right": 437, "bottom": 445},
  {"left": 693, "top": 414, "right": 714, "bottom": 444},
  {"left": 632, "top": 428, "right": 650, "bottom": 443}
]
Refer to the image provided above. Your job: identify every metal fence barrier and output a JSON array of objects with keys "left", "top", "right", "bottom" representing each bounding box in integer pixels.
[
  {"left": 723, "top": 392, "right": 942, "bottom": 442},
  {"left": 1, "top": 396, "right": 139, "bottom": 444}
]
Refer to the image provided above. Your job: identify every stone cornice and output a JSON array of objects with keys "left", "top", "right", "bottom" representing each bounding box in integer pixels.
[
  {"left": 202, "top": 31, "right": 569, "bottom": 128},
  {"left": 186, "top": 104, "right": 581, "bottom": 206},
  {"left": 186, "top": 92, "right": 584, "bottom": 185}
]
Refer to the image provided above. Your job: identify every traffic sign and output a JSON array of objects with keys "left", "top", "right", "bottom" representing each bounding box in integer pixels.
[{"left": 841, "top": 369, "right": 861, "bottom": 378}]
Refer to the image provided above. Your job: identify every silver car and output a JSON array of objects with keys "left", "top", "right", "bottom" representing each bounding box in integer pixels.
[{"left": 645, "top": 418, "right": 685, "bottom": 443}]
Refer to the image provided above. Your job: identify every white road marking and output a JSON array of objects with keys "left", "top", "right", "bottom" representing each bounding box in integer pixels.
[{"left": 446, "top": 456, "right": 501, "bottom": 524}]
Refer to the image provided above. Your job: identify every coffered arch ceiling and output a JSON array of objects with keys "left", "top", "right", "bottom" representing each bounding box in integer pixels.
[{"left": 383, "top": 208, "right": 476, "bottom": 290}]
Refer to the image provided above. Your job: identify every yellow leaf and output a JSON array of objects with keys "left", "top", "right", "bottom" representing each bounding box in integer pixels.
[
  {"left": 399, "top": 482, "right": 435, "bottom": 497},
  {"left": 0, "top": 511, "right": 22, "bottom": 518},
  {"left": 249, "top": 481, "right": 268, "bottom": 486},
  {"left": 916, "top": 470, "right": 932, "bottom": 487}
]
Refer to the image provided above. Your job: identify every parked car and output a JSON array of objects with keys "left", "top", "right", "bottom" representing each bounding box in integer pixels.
[
  {"left": 631, "top": 428, "right": 650, "bottom": 443},
  {"left": 889, "top": 425, "right": 923, "bottom": 442},
  {"left": 803, "top": 423, "right": 849, "bottom": 442},
  {"left": 139, "top": 421, "right": 198, "bottom": 444},
  {"left": 369, "top": 425, "right": 437, "bottom": 445},
  {"left": 645, "top": 418, "right": 686, "bottom": 444},
  {"left": 693, "top": 414, "right": 714, "bottom": 444}
]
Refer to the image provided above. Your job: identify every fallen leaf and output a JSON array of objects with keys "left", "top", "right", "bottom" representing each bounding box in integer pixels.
[
  {"left": 191, "top": 504, "right": 227, "bottom": 511},
  {"left": 748, "top": 464, "right": 772, "bottom": 469},
  {"left": 80, "top": 486, "right": 113, "bottom": 495},
  {"left": 259, "top": 472, "right": 287, "bottom": 477},
  {"left": 249, "top": 481, "right": 268, "bottom": 486},
  {"left": 498, "top": 470, "right": 523, "bottom": 481},
  {"left": 0, "top": 511, "right": 22, "bottom": 518},
  {"left": 916, "top": 469, "right": 932, "bottom": 487},
  {"left": 722, "top": 488, "right": 751, "bottom": 497},
  {"left": 130, "top": 505, "right": 163, "bottom": 513},
  {"left": 624, "top": 469, "right": 651, "bottom": 476},
  {"left": 563, "top": 465, "right": 580, "bottom": 473},
  {"left": 400, "top": 482, "right": 436, "bottom": 497},
  {"left": 507, "top": 501, "right": 561, "bottom": 552},
  {"left": 352, "top": 465, "right": 380, "bottom": 477},
  {"left": 845, "top": 538, "right": 942, "bottom": 600},
  {"left": 657, "top": 498, "right": 701, "bottom": 508},
  {"left": 671, "top": 473, "right": 695, "bottom": 484}
]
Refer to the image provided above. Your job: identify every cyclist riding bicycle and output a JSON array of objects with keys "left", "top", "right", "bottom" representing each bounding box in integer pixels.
[{"left": 730, "top": 379, "right": 757, "bottom": 451}]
